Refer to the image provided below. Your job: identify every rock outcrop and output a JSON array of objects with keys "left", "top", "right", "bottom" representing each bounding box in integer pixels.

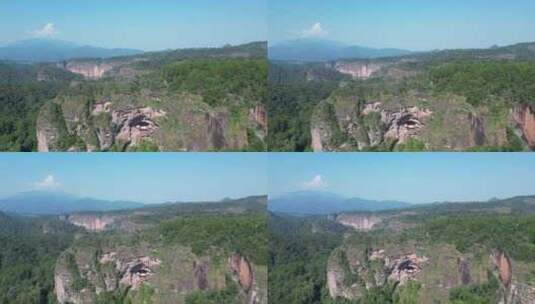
[
  {"left": 328, "top": 245, "right": 535, "bottom": 304},
  {"left": 249, "top": 103, "right": 268, "bottom": 137},
  {"left": 489, "top": 250, "right": 535, "bottom": 304},
  {"left": 112, "top": 106, "right": 166, "bottom": 150},
  {"left": 229, "top": 253, "right": 254, "bottom": 291},
  {"left": 335, "top": 214, "right": 382, "bottom": 231},
  {"left": 65, "top": 214, "right": 115, "bottom": 232},
  {"left": 334, "top": 61, "right": 385, "bottom": 79},
  {"left": 327, "top": 247, "right": 428, "bottom": 301},
  {"left": 36, "top": 99, "right": 166, "bottom": 152},
  {"left": 54, "top": 246, "right": 266, "bottom": 304},
  {"left": 229, "top": 253, "right": 266, "bottom": 304},
  {"left": 36, "top": 94, "right": 265, "bottom": 151},
  {"left": 311, "top": 100, "right": 432, "bottom": 151},
  {"left": 58, "top": 61, "right": 114, "bottom": 79},
  {"left": 310, "top": 93, "right": 534, "bottom": 151},
  {"left": 512, "top": 104, "right": 535, "bottom": 149}
]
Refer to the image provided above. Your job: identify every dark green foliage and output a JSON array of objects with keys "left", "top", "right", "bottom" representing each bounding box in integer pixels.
[
  {"left": 0, "top": 63, "right": 76, "bottom": 151},
  {"left": 159, "top": 213, "right": 267, "bottom": 265},
  {"left": 449, "top": 271, "right": 500, "bottom": 304},
  {"left": 185, "top": 275, "right": 239, "bottom": 304},
  {"left": 421, "top": 214, "right": 535, "bottom": 262},
  {"left": 268, "top": 214, "right": 348, "bottom": 304},
  {"left": 396, "top": 138, "right": 426, "bottom": 151},
  {"left": 268, "top": 62, "right": 344, "bottom": 151},
  {"left": 162, "top": 58, "right": 267, "bottom": 107},
  {"left": 0, "top": 213, "right": 77, "bottom": 304},
  {"left": 429, "top": 61, "right": 535, "bottom": 107}
]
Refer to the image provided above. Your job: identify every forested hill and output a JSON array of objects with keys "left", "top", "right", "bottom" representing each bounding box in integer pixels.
[
  {"left": 268, "top": 41, "right": 535, "bottom": 152},
  {"left": 269, "top": 195, "right": 535, "bottom": 304},
  {"left": 0, "top": 41, "right": 268, "bottom": 152},
  {"left": 0, "top": 196, "right": 267, "bottom": 304}
]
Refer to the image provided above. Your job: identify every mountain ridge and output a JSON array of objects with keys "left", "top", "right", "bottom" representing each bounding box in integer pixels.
[
  {"left": 0, "top": 190, "right": 144, "bottom": 215},
  {"left": 268, "top": 38, "right": 413, "bottom": 61},
  {"left": 268, "top": 190, "right": 411, "bottom": 215},
  {"left": 0, "top": 38, "right": 144, "bottom": 62}
]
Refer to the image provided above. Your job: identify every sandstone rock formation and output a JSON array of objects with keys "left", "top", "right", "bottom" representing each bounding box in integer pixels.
[
  {"left": 229, "top": 253, "right": 254, "bottom": 291},
  {"left": 335, "top": 214, "right": 382, "bottom": 231},
  {"left": 249, "top": 103, "right": 268, "bottom": 137},
  {"left": 36, "top": 99, "right": 166, "bottom": 152},
  {"left": 58, "top": 61, "right": 114, "bottom": 79},
  {"left": 311, "top": 100, "right": 432, "bottom": 152},
  {"left": 66, "top": 214, "right": 115, "bottom": 231},
  {"left": 512, "top": 104, "right": 535, "bottom": 149},
  {"left": 334, "top": 61, "right": 385, "bottom": 79}
]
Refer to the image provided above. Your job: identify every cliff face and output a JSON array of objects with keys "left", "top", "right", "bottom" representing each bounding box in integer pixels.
[
  {"left": 311, "top": 93, "right": 527, "bottom": 151},
  {"left": 334, "top": 61, "right": 387, "bottom": 79},
  {"left": 335, "top": 214, "right": 382, "bottom": 231},
  {"left": 327, "top": 243, "right": 535, "bottom": 304},
  {"left": 54, "top": 246, "right": 266, "bottom": 304},
  {"left": 36, "top": 93, "right": 265, "bottom": 151},
  {"left": 512, "top": 104, "right": 535, "bottom": 149},
  {"left": 65, "top": 214, "right": 115, "bottom": 232},
  {"left": 61, "top": 62, "right": 114, "bottom": 79}
]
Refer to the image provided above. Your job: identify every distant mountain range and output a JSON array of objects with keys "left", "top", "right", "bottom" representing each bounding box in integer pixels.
[
  {"left": 0, "top": 191, "right": 144, "bottom": 215},
  {"left": 268, "top": 191, "right": 411, "bottom": 215},
  {"left": 268, "top": 39, "right": 412, "bottom": 62},
  {"left": 0, "top": 39, "right": 144, "bottom": 62}
]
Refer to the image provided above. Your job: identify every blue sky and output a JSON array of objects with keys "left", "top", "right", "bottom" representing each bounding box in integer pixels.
[
  {"left": 269, "top": 153, "right": 535, "bottom": 204},
  {"left": 269, "top": 0, "right": 535, "bottom": 50},
  {"left": 0, "top": 153, "right": 267, "bottom": 204},
  {"left": 0, "top": 0, "right": 266, "bottom": 51}
]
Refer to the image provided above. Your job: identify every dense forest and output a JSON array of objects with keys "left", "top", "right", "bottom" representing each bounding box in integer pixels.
[
  {"left": 267, "top": 62, "right": 346, "bottom": 151},
  {"left": 0, "top": 212, "right": 79, "bottom": 303},
  {"left": 268, "top": 214, "right": 348, "bottom": 303}
]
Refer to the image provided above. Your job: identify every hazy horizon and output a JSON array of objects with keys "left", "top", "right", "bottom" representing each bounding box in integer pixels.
[
  {"left": 268, "top": 153, "right": 535, "bottom": 204},
  {"left": 0, "top": 153, "right": 267, "bottom": 204},
  {"left": 269, "top": 0, "right": 535, "bottom": 51},
  {"left": 0, "top": 0, "right": 267, "bottom": 51}
]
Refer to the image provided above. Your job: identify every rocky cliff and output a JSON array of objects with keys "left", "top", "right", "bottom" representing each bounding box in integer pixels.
[
  {"left": 54, "top": 245, "right": 266, "bottom": 304},
  {"left": 59, "top": 61, "right": 114, "bottom": 79},
  {"left": 327, "top": 244, "right": 535, "bottom": 304},
  {"left": 36, "top": 93, "right": 266, "bottom": 151},
  {"left": 335, "top": 214, "right": 382, "bottom": 231},
  {"left": 333, "top": 61, "right": 387, "bottom": 79},
  {"left": 512, "top": 104, "right": 535, "bottom": 149},
  {"left": 311, "top": 92, "right": 530, "bottom": 151},
  {"left": 64, "top": 214, "right": 116, "bottom": 232}
]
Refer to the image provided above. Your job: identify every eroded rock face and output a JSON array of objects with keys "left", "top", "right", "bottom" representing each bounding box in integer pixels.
[
  {"left": 512, "top": 104, "right": 535, "bottom": 149},
  {"left": 335, "top": 62, "right": 385, "bottom": 79},
  {"left": 382, "top": 106, "right": 433, "bottom": 143},
  {"left": 59, "top": 62, "right": 113, "bottom": 79},
  {"left": 327, "top": 248, "right": 429, "bottom": 301},
  {"left": 388, "top": 254, "right": 428, "bottom": 285},
  {"left": 66, "top": 214, "right": 115, "bottom": 231},
  {"left": 249, "top": 103, "right": 268, "bottom": 136},
  {"left": 335, "top": 214, "right": 382, "bottom": 231},
  {"left": 112, "top": 106, "right": 166, "bottom": 150},
  {"left": 311, "top": 101, "right": 432, "bottom": 151},
  {"left": 229, "top": 253, "right": 254, "bottom": 291},
  {"left": 118, "top": 256, "right": 162, "bottom": 290},
  {"left": 36, "top": 100, "right": 166, "bottom": 152}
]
